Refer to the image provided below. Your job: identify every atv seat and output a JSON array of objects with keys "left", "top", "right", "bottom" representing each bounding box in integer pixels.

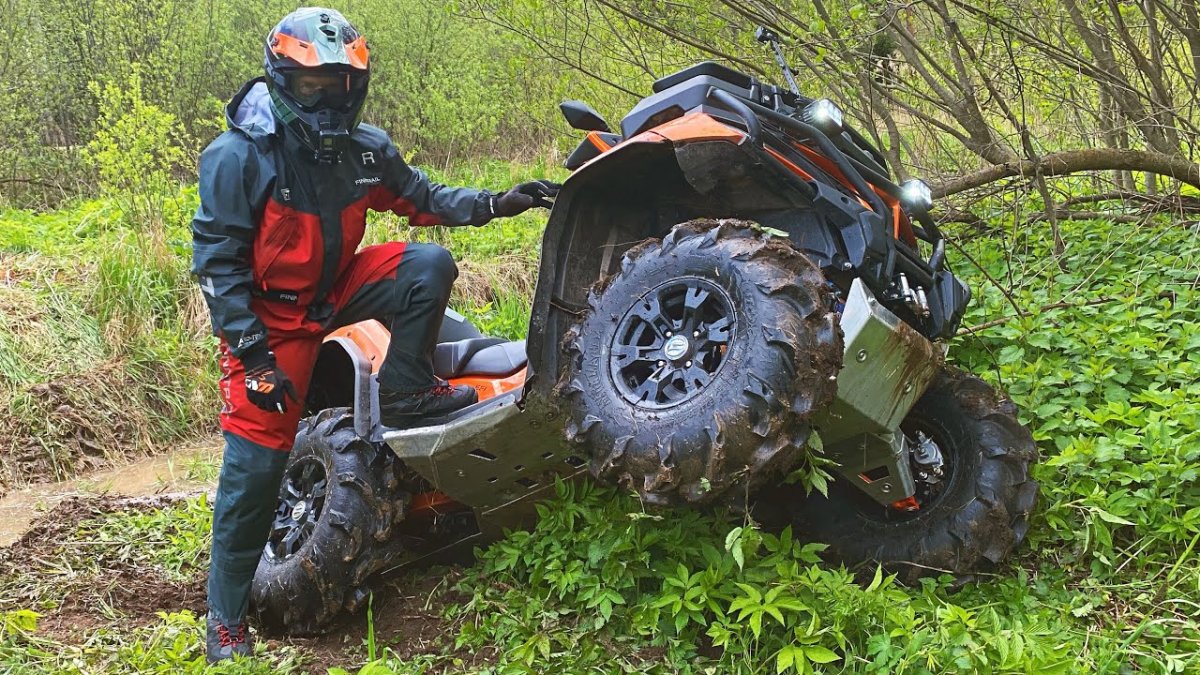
[{"left": 433, "top": 338, "right": 528, "bottom": 378}]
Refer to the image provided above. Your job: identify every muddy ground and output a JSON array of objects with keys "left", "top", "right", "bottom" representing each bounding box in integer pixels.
[{"left": 0, "top": 495, "right": 484, "bottom": 673}]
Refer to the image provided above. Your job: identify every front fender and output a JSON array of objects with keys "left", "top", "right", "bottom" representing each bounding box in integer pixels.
[{"left": 526, "top": 123, "right": 811, "bottom": 402}]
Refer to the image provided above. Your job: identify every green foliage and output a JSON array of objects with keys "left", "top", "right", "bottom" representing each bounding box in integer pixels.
[
  {"left": 457, "top": 292, "right": 531, "bottom": 341},
  {"left": 0, "top": 608, "right": 307, "bottom": 674},
  {"left": 433, "top": 480, "right": 1083, "bottom": 674},
  {"left": 953, "top": 220, "right": 1200, "bottom": 578},
  {"left": 85, "top": 68, "right": 190, "bottom": 198},
  {"left": 0, "top": 188, "right": 215, "bottom": 488},
  {"left": 78, "top": 494, "right": 213, "bottom": 581}
]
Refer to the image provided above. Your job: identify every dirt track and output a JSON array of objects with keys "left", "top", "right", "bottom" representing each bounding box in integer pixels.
[
  {"left": 0, "top": 442, "right": 220, "bottom": 547},
  {"left": 0, "top": 494, "right": 481, "bottom": 672}
]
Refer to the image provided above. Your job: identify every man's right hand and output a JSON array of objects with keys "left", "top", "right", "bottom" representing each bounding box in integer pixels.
[
  {"left": 491, "top": 180, "right": 561, "bottom": 218},
  {"left": 241, "top": 347, "right": 299, "bottom": 413}
]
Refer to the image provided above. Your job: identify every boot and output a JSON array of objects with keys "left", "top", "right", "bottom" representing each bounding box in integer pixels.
[
  {"left": 206, "top": 613, "right": 252, "bottom": 663},
  {"left": 379, "top": 381, "right": 479, "bottom": 428}
]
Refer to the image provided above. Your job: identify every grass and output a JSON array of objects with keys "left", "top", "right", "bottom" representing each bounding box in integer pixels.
[
  {"left": 1, "top": 168, "right": 1198, "bottom": 672},
  {"left": 0, "top": 160, "right": 552, "bottom": 490}
]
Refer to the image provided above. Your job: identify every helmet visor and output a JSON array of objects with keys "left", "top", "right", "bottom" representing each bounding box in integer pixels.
[{"left": 285, "top": 70, "right": 366, "bottom": 111}]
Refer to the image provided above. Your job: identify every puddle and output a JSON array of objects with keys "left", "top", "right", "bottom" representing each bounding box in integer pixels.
[{"left": 0, "top": 439, "right": 222, "bottom": 547}]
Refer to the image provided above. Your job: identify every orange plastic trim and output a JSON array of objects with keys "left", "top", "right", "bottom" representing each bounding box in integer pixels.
[
  {"left": 344, "top": 36, "right": 369, "bottom": 70},
  {"left": 891, "top": 495, "right": 921, "bottom": 512},
  {"left": 587, "top": 131, "right": 613, "bottom": 152},
  {"left": 326, "top": 319, "right": 390, "bottom": 373},
  {"left": 764, "top": 146, "right": 816, "bottom": 182},
  {"left": 650, "top": 111, "right": 747, "bottom": 143},
  {"left": 785, "top": 142, "right": 917, "bottom": 246},
  {"left": 450, "top": 368, "right": 527, "bottom": 402},
  {"left": 408, "top": 490, "right": 467, "bottom": 519},
  {"left": 271, "top": 32, "right": 321, "bottom": 67}
]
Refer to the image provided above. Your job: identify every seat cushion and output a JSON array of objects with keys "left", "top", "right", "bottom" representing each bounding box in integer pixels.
[
  {"left": 459, "top": 340, "right": 528, "bottom": 377},
  {"left": 432, "top": 337, "right": 504, "bottom": 379},
  {"left": 432, "top": 338, "right": 527, "bottom": 379}
]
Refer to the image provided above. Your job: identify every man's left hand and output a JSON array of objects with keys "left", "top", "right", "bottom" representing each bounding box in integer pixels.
[{"left": 491, "top": 180, "right": 561, "bottom": 218}]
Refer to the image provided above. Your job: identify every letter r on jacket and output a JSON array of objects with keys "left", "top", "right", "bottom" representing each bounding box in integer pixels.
[{"left": 362, "top": 152, "right": 375, "bottom": 165}]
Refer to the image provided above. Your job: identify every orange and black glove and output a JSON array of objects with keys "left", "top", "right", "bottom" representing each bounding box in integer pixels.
[
  {"left": 490, "top": 180, "right": 560, "bottom": 218},
  {"left": 241, "top": 347, "right": 299, "bottom": 414}
]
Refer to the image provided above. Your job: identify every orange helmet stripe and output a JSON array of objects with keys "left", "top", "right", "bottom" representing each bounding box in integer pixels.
[
  {"left": 346, "top": 36, "right": 369, "bottom": 70},
  {"left": 271, "top": 32, "right": 321, "bottom": 67}
]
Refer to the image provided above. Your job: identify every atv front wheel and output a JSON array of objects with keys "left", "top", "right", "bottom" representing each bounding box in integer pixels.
[
  {"left": 250, "top": 408, "right": 408, "bottom": 634},
  {"left": 559, "top": 219, "right": 843, "bottom": 504},
  {"left": 786, "top": 367, "right": 1039, "bottom": 582}
]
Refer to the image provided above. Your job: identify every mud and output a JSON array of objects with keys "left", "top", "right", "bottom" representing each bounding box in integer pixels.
[
  {"left": 1, "top": 493, "right": 477, "bottom": 673},
  {"left": 284, "top": 571, "right": 478, "bottom": 673},
  {"left": 0, "top": 496, "right": 208, "bottom": 639},
  {"left": 0, "top": 441, "right": 220, "bottom": 546}
]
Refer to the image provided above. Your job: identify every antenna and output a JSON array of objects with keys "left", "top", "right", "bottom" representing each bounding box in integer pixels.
[{"left": 755, "top": 26, "right": 801, "bottom": 97}]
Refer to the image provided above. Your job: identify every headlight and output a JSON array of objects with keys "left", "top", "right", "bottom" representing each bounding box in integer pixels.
[
  {"left": 804, "top": 98, "right": 844, "bottom": 131},
  {"left": 900, "top": 179, "right": 933, "bottom": 212}
]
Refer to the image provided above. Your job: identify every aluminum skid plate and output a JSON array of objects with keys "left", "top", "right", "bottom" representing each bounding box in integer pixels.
[{"left": 816, "top": 279, "right": 942, "bottom": 504}]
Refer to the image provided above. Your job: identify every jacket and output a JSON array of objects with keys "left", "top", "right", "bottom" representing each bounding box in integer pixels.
[{"left": 191, "top": 77, "right": 494, "bottom": 357}]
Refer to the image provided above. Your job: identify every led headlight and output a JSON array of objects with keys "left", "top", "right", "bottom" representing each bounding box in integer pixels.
[
  {"left": 900, "top": 179, "right": 934, "bottom": 212},
  {"left": 803, "top": 98, "right": 844, "bottom": 131}
]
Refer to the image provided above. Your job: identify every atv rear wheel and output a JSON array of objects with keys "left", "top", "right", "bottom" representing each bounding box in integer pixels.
[
  {"left": 559, "top": 219, "right": 843, "bottom": 504},
  {"left": 250, "top": 408, "right": 408, "bottom": 635},
  {"left": 786, "top": 367, "right": 1039, "bottom": 582}
]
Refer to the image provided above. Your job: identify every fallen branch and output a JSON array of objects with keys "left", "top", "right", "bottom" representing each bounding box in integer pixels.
[
  {"left": 932, "top": 149, "right": 1200, "bottom": 198},
  {"left": 958, "top": 296, "right": 1117, "bottom": 335},
  {"left": 1061, "top": 192, "right": 1200, "bottom": 213},
  {"left": 1025, "top": 210, "right": 1147, "bottom": 224},
  {"left": 934, "top": 205, "right": 990, "bottom": 228}
]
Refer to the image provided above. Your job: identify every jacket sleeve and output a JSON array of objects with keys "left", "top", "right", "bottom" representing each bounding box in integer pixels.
[
  {"left": 191, "top": 135, "right": 270, "bottom": 359},
  {"left": 374, "top": 139, "right": 494, "bottom": 227}
]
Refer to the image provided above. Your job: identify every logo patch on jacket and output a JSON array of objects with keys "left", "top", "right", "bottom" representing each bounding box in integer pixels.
[
  {"left": 355, "top": 176, "right": 381, "bottom": 185},
  {"left": 259, "top": 289, "right": 300, "bottom": 304},
  {"left": 237, "top": 330, "right": 266, "bottom": 350}
]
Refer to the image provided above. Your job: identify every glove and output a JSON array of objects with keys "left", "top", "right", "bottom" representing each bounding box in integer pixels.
[
  {"left": 490, "top": 180, "right": 561, "bottom": 218},
  {"left": 241, "top": 346, "right": 299, "bottom": 414}
]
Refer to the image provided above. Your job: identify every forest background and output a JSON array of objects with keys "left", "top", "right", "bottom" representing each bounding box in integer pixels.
[{"left": 1, "top": 0, "right": 1199, "bottom": 673}]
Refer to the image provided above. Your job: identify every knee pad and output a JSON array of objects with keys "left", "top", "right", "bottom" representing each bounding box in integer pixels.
[{"left": 405, "top": 244, "right": 457, "bottom": 303}]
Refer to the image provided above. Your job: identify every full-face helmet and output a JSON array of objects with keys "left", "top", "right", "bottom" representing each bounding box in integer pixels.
[{"left": 264, "top": 8, "right": 370, "bottom": 164}]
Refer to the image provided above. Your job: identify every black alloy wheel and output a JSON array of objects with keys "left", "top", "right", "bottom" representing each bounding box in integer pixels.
[
  {"left": 265, "top": 458, "right": 328, "bottom": 560},
  {"left": 560, "top": 219, "right": 843, "bottom": 505},
  {"left": 609, "top": 278, "right": 736, "bottom": 410},
  {"left": 251, "top": 408, "right": 409, "bottom": 635}
]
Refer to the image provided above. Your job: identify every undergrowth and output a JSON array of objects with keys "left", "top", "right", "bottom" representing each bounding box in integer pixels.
[
  {"left": 304, "top": 215, "right": 1200, "bottom": 673},
  {"left": 2, "top": 180, "right": 1198, "bottom": 672},
  {"left": 0, "top": 160, "right": 550, "bottom": 490}
]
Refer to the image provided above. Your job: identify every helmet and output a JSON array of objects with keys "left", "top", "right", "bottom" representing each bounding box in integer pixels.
[{"left": 264, "top": 8, "right": 370, "bottom": 164}]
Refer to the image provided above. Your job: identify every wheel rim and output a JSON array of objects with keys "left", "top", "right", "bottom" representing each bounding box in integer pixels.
[
  {"left": 608, "top": 277, "right": 736, "bottom": 410},
  {"left": 854, "top": 418, "right": 961, "bottom": 523},
  {"left": 265, "top": 457, "right": 328, "bottom": 561}
]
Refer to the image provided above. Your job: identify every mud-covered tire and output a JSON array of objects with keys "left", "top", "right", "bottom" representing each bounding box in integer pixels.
[
  {"left": 558, "top": 219, "right": 843, "bottom": 504},
  {"left": 790, "top": 367, "right": 1039, "bottom": 583},
  {"left": 250, "top": 408, "right": 408, "bottom": 635}
]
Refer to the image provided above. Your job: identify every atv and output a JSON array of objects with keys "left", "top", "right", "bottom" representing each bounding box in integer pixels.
[{"left": 250, "top": 49, "right": 1039, "bottom": 634}]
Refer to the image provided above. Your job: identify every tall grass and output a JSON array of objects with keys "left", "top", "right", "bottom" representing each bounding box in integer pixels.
[
  {"left": 0, "top": 161, "right": 553, "bottom": 489},
  {"left": 0, "top": 196, "right": 217, "bottom": 489}
]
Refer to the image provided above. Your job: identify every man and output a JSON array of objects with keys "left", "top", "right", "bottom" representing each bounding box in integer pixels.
[{"left": 191, "top": 7, "right": 557, "bottom": 662}]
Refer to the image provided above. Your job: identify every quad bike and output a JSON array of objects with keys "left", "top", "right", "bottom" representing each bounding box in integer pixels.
[{"left": 250, "top": 40, "right": 1039, "bottom": 634}]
